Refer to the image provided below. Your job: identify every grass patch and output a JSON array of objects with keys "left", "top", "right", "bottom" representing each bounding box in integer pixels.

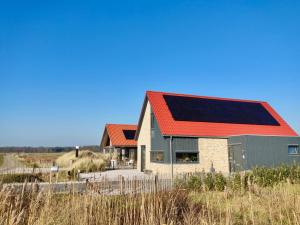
[
  {"left": 0, "top": 173, "right": 44, "bottom": 183},
  {"left": 0, "top": 171, "right": 76, "bottom": 183},
  {"left": 15, "top": 153, "right": 64, "bottom": 167},
  {"left": 0, "top": 154, "right": 3, "bottom": 167}
]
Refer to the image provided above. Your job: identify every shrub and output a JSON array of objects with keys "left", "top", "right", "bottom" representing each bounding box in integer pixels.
[
  {"left": 176, "top": 165, "right": 300, "bottom": 193},
  {"left": 203, "top": 173, "right": 214, "bottom": 191},
  {"left": 214, "top": 172, "right": 226, "bottom": 191},
  {"left": 251, "top": 164, "right": 300, "bottom": 187},
  {"left": 187, "top": 175, "right": 202, "bottom": 190},
  {"left": 230, "top": 173, "right": 242, "bottom": 191}
]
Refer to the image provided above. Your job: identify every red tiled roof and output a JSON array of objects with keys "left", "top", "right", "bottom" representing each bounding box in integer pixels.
[
  {"left": 106, "top": 124, "right": 137, "bottom": 147},
  {"left": 146, "top": 91, "right": 298, "bottom": 137}
]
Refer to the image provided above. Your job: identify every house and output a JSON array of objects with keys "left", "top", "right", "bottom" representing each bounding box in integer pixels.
[
  {"left": 135, "top": 91, "right": 300, "bottom": 175},
  {"left": 100, "top": 124, "right": 137, "bottom": 164}
]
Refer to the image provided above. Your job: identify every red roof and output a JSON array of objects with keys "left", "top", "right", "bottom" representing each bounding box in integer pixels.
[
  {"left": 145, "top": 91, "right": 298, "bottom": 137},
  {"left": 105, "top": 124, "right": 137, "bottom": 147}
]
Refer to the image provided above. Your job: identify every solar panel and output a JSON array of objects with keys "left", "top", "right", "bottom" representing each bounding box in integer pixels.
[
  {"left": 123, "top": 130, "right": 136, "bottom": 140},
  {"left": 163, "top": 95, "right": 280, "bottom": 126}
]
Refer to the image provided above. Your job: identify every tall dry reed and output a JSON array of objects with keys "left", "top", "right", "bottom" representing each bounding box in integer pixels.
[{"left": 0, "top": 182, "right": 299, "bottom": 225}]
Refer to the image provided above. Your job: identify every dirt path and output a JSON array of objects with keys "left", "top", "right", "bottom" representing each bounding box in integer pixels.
[{"left": 0, "top": 154, "right": 26, "bottom": 169}]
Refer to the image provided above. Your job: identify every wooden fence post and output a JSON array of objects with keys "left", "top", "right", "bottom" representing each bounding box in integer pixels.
[
  {"left": 120, "top": 175, "right": 124, "bottom": 195},
  {"left": 154, "top": 174, "right": 158, "bottom": 193}
]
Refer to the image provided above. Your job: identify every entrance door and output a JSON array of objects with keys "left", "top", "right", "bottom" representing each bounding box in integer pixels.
[
  {"left": 228, "top": 144, "right": 244, "bottom": 172},
  {"left": 141, "top": 145, "right": 146, "bottom": 172}
]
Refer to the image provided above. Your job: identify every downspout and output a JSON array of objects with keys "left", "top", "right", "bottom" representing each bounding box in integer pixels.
[{"left": 169, "top": 136, "right": 173, "bottom": 184}]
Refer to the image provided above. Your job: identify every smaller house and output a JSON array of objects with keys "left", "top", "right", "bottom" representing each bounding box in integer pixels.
[{"left": 100, "top": 124, "right": 137, "bottom": 165}]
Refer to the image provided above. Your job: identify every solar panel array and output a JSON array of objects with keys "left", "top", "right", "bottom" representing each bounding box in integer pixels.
[
  {"left": 123, "top": 130, "right": 136, "bottom": 140},
  {"left": 163, "top": 95, "right": 280, "bottom": 126}
]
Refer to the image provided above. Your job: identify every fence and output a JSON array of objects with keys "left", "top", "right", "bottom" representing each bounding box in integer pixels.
[
  {"left": 3, "top": 174, "right": 173, "bottom": 195},
  {"left": 87, "top": 174, "right": 172, "bottom": 195},
  {"left": 0, "top": 167, "right": 67, "bottom": 175}
]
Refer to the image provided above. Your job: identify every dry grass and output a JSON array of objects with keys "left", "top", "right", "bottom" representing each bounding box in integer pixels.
[
  {"left": 189, "top": 183, "right": 300, "bottom": 224},
  {"left": 0, "top": 182, "right": 299, "bottom": 225},
  {"left": 56, "top": 150, "right": 109, "bottom": 172},
  {"left": 15, "top": 153, "right": 64, "bottom": 168},
  {"left": 0, "top": 154, "right": 3, "bottom": 167}
]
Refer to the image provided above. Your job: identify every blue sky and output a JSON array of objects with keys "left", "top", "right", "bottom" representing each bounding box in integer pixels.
[{"left": 0, "top": 0, "right": 299, "bottom": 146}]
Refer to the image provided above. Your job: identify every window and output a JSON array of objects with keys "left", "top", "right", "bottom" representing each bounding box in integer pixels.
[
  {"left": 150, "top": 151, "right": 164, "bottom": 162},
  {"left": 176, "top": 152, "right": 199, "bottom": 163},
  {"left": 151, "top": 113, "right": 155, "bottom": 129},
  {"left": 288, "top": 145, "right": 299, "bottom": 155}
]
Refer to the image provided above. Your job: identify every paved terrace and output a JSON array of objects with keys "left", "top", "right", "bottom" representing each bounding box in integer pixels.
[{"left": 79, "top": 169, "right": 150, "bottom": 181}]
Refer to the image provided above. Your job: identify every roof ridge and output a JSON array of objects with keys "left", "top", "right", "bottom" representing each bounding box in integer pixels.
[
  {"left": 106, "top": 123, "right": 137, "bottom": 126},
  {"left": 146, "top": 90, "right": 265, "bottom": 103}
]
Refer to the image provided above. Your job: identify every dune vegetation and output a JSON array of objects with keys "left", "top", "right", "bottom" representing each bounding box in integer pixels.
[
  {"left": 0, "top": 154, "right": 3, "bottom": 167},
  {"left": 0, "top": 180, "right": 299, "bottom": 225},
  {"left": 55, "top": 150, "right": 109, "bottom": 172},
  {"left": 0, "top": 165, "right": 300, "bottom": 224},
  {"left": 14, "top": 153, "right": 63, "bottom": 168}
]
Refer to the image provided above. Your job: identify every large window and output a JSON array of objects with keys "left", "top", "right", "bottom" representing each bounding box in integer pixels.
[
  {"left": 150, "top": 151, "right": 164, "bottom": 162},
  {"left": 176, "top": 152, "right": 199, "bottom": 163},
  {"left": 288, "top": 145, "right": 299, "bottom": 155}
]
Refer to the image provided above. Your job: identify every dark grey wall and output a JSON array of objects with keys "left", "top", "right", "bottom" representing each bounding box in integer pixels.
[
  {"left": 228, "top": 135, "right": 300, "bottom": 171},
  {"left": 150, "top": 110, "right": 198, "bottom": 163},
  {"left": 172, "top": 137, "right": 198, "bottom": 152},
  {"left": 150, "top": 111, "right": 170, "bottom": 162}
]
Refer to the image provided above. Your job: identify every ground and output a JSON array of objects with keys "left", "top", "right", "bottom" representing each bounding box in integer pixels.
[{"left": 0, "top": 154, "right": 26, "bottom": 169}]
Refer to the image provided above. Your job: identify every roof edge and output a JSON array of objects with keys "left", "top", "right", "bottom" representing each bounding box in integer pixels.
[
  {"left": 135, "top": 95, "right": 148, "bottom": 140},
  {"left": 146, "top": 90, "right": 266, "bottom": 103},
  {"left": 160, "top": 133, "right": 299, "bottom": 139},
  {"left": 106, "top": 123, "right": 137, "bottom": 127},
  {"left": 99, "top": 126, "right": 109, "bottom": 150}
]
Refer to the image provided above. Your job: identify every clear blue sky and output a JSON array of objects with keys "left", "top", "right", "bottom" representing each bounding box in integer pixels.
[{"left": 1, "top": 0, "right": 299, "bottom": 147}]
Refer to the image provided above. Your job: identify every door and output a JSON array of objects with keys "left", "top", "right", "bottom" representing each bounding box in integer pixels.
[
  {"left": 141, "top": 145, "right": 146, "bottom": 172},
  {"left": 228, "top": 144, "right": 244, "bottom": 172}
]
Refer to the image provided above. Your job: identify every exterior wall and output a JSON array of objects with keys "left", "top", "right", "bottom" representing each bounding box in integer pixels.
[
  {"left": 229, "top": 135, "right": 300, "bottom": 171},
  {"left": 100, "top": 131, "right": 111, "bottom": 153},
  {"left": 151, "top": 109, "right": 170, "bottom": 162},
  {"left": 173, "top": 137, "right": 198, "bottom": 153},
  {"left": 147, "top": 138, "right": 229, "bottom": 174},
  {"left": 198, "top": 138, "right": 229, "bottom": 173},
  {"left": 137, "top": 101, "right": 230, "bottom": 174},
  {"left": 137, "top": 101, "right": 151, "bottom": 171},
  {"left": 150, "top": 112, "right": 198, "bottom": 164}
]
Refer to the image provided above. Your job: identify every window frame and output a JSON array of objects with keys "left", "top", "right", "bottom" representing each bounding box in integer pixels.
[
  {"left": 175, "top": 151, "right": 199, "bottom": 164},
  {"left": 288, "top": 145, "right": 300, "bottom": 155},
  {"left": 150, "top": 151, "right": 165, "bottom": 163}
]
